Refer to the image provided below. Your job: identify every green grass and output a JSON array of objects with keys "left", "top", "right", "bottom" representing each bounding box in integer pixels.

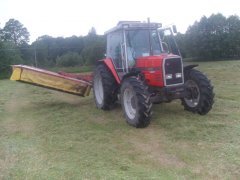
[{"left": 0, "top": 60, "right": 240, "bottom": 179}]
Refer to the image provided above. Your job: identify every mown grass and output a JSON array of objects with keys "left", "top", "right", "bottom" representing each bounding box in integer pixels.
[{"left": 0, "top": 60, "right": 240, "bottom": 179}]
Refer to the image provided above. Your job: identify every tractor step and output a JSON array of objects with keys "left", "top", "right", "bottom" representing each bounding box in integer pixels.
[{"left": 10, "top": 65, "right": 92, "bottom": 97}]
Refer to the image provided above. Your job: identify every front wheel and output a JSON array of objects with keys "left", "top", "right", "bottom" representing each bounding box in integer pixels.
[
  {"left": 120, "top": 77, "right": 152, "bottom": 128},
  {"left": 182, "top": 69, "right": 214, "bottom": 115}
]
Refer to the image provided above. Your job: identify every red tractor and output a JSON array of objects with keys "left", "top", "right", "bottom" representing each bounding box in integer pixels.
[{"left": 93, "top": 20, "right": 214, "bottom": 128}]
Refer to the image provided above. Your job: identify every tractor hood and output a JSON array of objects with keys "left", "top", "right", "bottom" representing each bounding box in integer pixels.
[
  {"left": 135, "top": 54, "right": 180, "bottom": 70},
  {"left": 135, "top": 54, "right": 183, "bottom": 87}
]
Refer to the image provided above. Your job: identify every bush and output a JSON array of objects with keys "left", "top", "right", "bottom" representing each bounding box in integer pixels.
[{"left": 56, "top": 52, "right": 83, "bottom": 67}]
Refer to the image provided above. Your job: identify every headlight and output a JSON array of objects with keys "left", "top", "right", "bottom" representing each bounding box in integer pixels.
[
  {"left": 175, "top": 73, "right": 182, "bottom": 78},
  {"left": 166, "top": 74, "right": 172, "bottom": 79}
]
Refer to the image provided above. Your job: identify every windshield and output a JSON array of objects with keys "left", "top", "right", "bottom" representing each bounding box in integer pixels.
[{"left": 126, "top": 29, "right": 162, "bottom": 59}]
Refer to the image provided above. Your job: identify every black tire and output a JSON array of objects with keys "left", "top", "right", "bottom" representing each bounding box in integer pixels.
[
  {"left": 182, "top": 69, "right": 214, "bottom": 115},
  {"left": 93, "top": 64, "right": 118, "bottom": 110},
  {"left": 120, "top": 77, "right": 152, "bottom": 128}
]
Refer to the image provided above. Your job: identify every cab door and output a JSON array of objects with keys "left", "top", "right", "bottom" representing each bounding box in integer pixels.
[
  {"left": 158, "top": 28, "right": 181, "bottom": 56},
  {"left": 106, "top": 30, "right": 127, "bottom": 79}
]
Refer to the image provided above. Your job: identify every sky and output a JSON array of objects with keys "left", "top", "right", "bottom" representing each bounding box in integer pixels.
[{"left": 0, "top": 0, "right": 239, "bottom": 42}]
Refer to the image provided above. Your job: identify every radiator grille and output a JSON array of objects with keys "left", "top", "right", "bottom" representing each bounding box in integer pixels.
[{"left": 164, "top": 58, "right": 183, "bottom": 86}]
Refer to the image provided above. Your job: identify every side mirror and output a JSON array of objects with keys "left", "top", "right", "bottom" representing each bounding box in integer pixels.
[{"left": 172, "top": 25, "right": 177, "bottom": 34}]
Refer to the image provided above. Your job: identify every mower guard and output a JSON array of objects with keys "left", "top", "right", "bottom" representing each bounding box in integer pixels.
[{"left": 10, "top": 65, "right": 92, "bottom": 96}]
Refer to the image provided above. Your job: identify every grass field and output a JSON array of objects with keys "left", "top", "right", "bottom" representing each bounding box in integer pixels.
[{"left": 0, "top": 60, "right": 240, "bottom": 179}]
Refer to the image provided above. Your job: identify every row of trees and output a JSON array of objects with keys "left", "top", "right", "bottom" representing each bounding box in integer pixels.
[
  {"left": 176, "top": 13, "right": 240, "bottom": 59},
  {"left": 0, "top": 14, "right": 240, "bottom": 78},
  {"left": 31, "top": 30, "right": 105, "bottom": 67},
  {"left": 0, "top": 19, "right": 105, "bottom": 78}
]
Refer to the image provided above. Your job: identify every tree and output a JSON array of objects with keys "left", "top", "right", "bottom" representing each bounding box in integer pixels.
[
  {"left": 56, "top": 52, "right": 83, "bottom": 67},
  {"left": 2, "top": 19, "right": 30, "bottom": 46},
  {"left": 0, "top": 26, "right": 3, "bottom": 41},
  {"left": 32, "top": 35, "right": 85, "bottom": 67},
  {"left": 82, "top": 34, "right": 106, "bottom": 65},
  {"left": 31, "top": 35, "right": 52, "bottom": 67},
  {"left": 0, "top": 41, "right": 23, "bottom": 78},
  {"left": 225, "top": 15, "right": 240, "bottom": 57},
  {"left": 183, "top": 13, "right": 240, "bottom": 60},
  {"left": 88, "top": 27, "right": 97, "bottom": 36},
  {"left": 31, "top": 31, "right": 106, "bottom": 67},
  {"left": 185, "top": 13, "right": 230, "bottom": 60},
  {"left": 175, "top": 33, "right": 187, "bottom": 58}
]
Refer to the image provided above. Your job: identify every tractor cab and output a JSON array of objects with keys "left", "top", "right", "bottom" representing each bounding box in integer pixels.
[{"left": 106, "top": 21, "right": 180, "bottom": 75}]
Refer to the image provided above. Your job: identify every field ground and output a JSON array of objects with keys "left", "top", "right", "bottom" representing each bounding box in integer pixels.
[{"left": 0, "top": 60, "right": 240, "bottom": 179}]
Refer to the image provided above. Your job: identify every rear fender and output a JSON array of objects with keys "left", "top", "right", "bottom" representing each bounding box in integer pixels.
[{"left": 99, "top": 59, "right": 121, "bottom": 84}]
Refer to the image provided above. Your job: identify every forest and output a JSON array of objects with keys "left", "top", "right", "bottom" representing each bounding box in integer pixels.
[{"left": 0, "top": 13, "right": 240, "bottom": 78}]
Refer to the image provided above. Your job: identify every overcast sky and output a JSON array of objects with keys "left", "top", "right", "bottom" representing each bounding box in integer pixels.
[{"left": 0, "top": 0, "right": 239, "bottom": 42}]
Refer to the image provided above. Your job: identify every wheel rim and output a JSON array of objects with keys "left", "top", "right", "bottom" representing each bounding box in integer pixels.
[
  {"left": 94, "top": 74, "right": 104, "bottom": 105},
  {"left": 123, "top": 87, "right": 136, "bottom": 120},
  {"left": 184, "top": 80, "right": 200, "bottom": 108}
]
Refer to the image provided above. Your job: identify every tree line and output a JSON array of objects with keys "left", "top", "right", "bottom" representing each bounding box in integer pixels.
[
  {"left": 0, "top": 13, "right": 240, "bottom": 78},
  {"left": 176, "top": 13, "right": 240, "bottom": 60},
  {"left": 0, "top": 19, "right": 105, "bottom": 78}
]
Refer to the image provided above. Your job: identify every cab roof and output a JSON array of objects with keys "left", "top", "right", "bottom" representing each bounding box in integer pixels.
[{"left": 105, "top": 21, "right": 162, "bottom": 35}]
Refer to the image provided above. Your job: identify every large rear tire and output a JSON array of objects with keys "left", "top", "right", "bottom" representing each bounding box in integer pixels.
[
  {"left": 182, "top": 69, "right": 214, "bottom": 115},
  {"left": 120, "top": 77, "right": 152, "bottom": 128},
  {"left": 93, "top": 64, "right": 118, "bottom": 110}
]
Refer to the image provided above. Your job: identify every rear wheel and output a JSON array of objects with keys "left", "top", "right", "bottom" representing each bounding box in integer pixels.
[
  {"left": 182, "top": 69, "right": 214, "bottom": 115},
  {"left": 120, "top": 77, "right": 152, "bottom": 128},
  {"left": 93, "top": 64, "right": 118, "bottom": 110}
]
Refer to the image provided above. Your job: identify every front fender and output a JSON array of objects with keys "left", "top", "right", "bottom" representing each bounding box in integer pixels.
[{"left": 184, "top": 64, "right": 198, "bottom": 72}]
